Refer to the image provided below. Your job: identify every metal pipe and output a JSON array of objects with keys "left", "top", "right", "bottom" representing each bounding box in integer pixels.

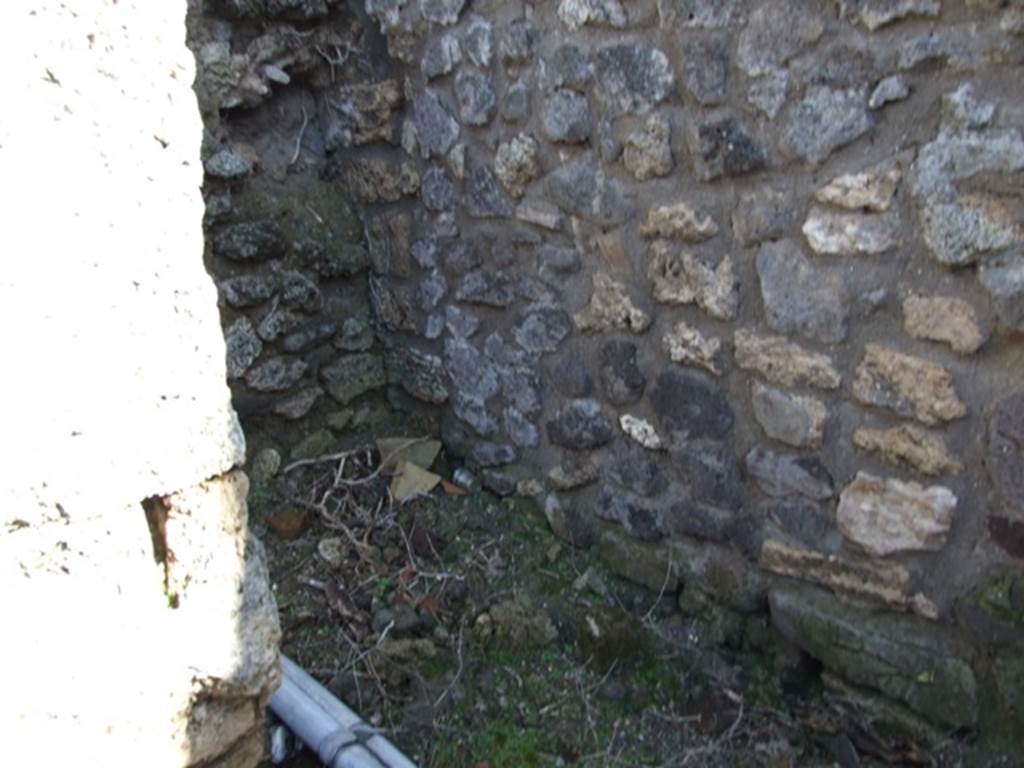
[{"left": 269, "top": 655, "right": 417, "bottom": 768}]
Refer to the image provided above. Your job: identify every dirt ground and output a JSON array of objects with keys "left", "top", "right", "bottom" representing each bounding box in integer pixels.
[{"left": 250, "top": 419, "right": 1019, "bottom": 768}]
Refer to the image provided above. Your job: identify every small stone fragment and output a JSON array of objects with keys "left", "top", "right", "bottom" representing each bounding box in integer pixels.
[
  {"left": 732, "top": 186, "right": 794, "bottom": 246},
  {"left": 558, "top": 0, "right": 626, "bottom": 31},
  {"left": 756, "top": 239, "right": 848, "bottom": 343},
  {"left": 902, "top": 295, "right": 986, "bottom": 355},
  {"left": 321, "top": 80, "right": 402, "bottom": 150},
  {"left": 599, "top": 340, "right": 646, "bottom": 405},
  {"left": 815, "top": 159, "right": 901, "bottom": 211},
  {"left": 746, "top": 447, "right": 833, "bottom": 500},
  {"left": 549, "top": 399, "right": 614, "bottom": 449},
  {"left": 494, "top": 133, "right": 540, "bottom": 198},
  {"left": 502, "top": 80, "right": 529, "bottom": 122},
  {"left": 272, "top": 387, "right": 322, "bottom": 420},
  {"left": 542, "top": 90, "right": 593, "bottom": 143},
  {"left": 344, "top": 158, "right": 420, "bottom": 203},
  {"left": 455, "top": 70, "right": 497, "bottom": 126},
  {"left": 748, "top": 69, "right": 788, "bottom": 118},
  {"left": 852, "top": 344, "right": 966, "bottom": 426},
  {"left": 734, "top": 330, "right": 840, "bottom": 390},
  {"left": 919, "top": 194, "right": 1019, "bottom": 267},
  {"left": 574, "top": 273, "right": 652, "bottom": 333},
  {"left": 781, "top": 86, "right": 872, "bottom": 165},
  {"left": 837, "top": 0, "right": 940, "bottom": 31},
  {"left": 854, "top": 424, "right": 962, "bottom": 476},
  {"left": 267, "top": 507, "right": 309, "bottom": 540},
  {"left": 623, "top": 114, "right": 673, "bottom": 181},
  {"left": 620, "top": 414, "right": 663, "bottom": 451},
  {"left": 420, "top": 165, "right": 455, "bottom": 211},
  {"left": 214, "top": 221, "right": 285, "bottom": 263},
  {"left": 517, "top": 201, "right": 564, "bottom": 231},
  {"left": 513, "top": 308, "right": 573, "bottom": 355},
  {"left": 869, "top": 75, "right": 910, "bottom": 109},
  {"left": 465, "top": 167, "right": 513, "bottom": 218},
  {"left": 692, "top": 117, "right": 767, "bottom": 180},
  {"left": 414, "top": 89, "right": 460, "bottom": 159},
  {"left": 245, "top": 357, "right": 308, "bottom": 393},
  {"left": 225, "top": 317, "right": 263, "bottom": 379},
  {"left": 250, "top": 447, "right": 282, "bottom": 484},
  {"left": 321, "top": 354, "right": 386, "bottom": 404},
  {"left": 548, "top": 457, "right": 599, "bottom": 491},
  {"left": 593, "top": 43, "right": 674, "bottom": 116},
  {"left": 640, "top": 202, "right": 717, "bottom": 241},
  {"left": 204, "top": 147, "right": 253, "bottom": 179},
  {"left": 648, "top": 245, "right": 738, "bottom": 321},
  {"left": 500, "top": 19, "right": 539, "bottom": 64},
  {"left": 421, "top": 34, "right": 461, "bottom": 79},
  {"left": 751, "top": 381, "right": 827, "bottom": 448},
  {"left": 419, "top": 0, "right": 465, "bottom": 24},
  {"left": 683, "top": 38, "right": 728, "bottom": 106},
  {"left": 837, "top": 471, "right": 956, "bottom": 556},
  {"left": 545, "top": 154, "right": 635, "bottom": 225},
  {"left": 664, "top": 321, "right": 722, "bottom": 375},
  {"left": 736, "top": 0, "right": 825, "bottom": 76},
  {"left": 979, "top": 251, "right": 1024, "bottom": 332},
  {"left": 802, "top": 207, "right": 899, "bottom": 255},
  {"left": 462, "top": 15, "right": 493, "bottom": 67}
]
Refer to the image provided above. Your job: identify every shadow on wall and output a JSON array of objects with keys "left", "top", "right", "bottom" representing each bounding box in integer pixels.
[{"left": 1, "top": 1, "right": 280, "bottom": 766}]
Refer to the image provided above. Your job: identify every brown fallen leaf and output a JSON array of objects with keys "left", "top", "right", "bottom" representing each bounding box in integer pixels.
[
  {"left": 441, "top": 478, "right": 467, "bottom": 495},
  {"left": 390, "top": 460, "right": 441, "bottom": 502}
]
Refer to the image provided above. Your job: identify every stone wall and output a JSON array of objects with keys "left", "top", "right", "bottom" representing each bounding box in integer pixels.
[
  {"left": 2, "top": 2, "right": 279, "bottom": 766},
  {"left": 193, "top": 0, "right": 1024, "bottom": 747}
]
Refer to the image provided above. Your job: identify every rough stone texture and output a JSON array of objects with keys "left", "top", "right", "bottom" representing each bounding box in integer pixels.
[
  {"left": 771, "top": 584, "right": 977, "bottom": 729},
  {"left": 455, "top": 70, "right": 497, "bottom": 126},
  {"left": 465, "top": 166, "right": 514, "bottom": 218},
  {"left": 640, "top": 202, "right": 717, "bottom": 241},
  {"left": 574, "top": 273, "right": 652, "bottom": 333},
  {"left": 781, "top": 86, "right": 872, "bottom": 165},
  {"left": 649, "top": 245, "right": 737, "bottom": 320},
  {"left": 988, "top": 393, "right": 1024, "bottom": 517},
  {"left": 414, "top": 89, "right": 460, "bottom": 158},
  {"left": 494, "top": 133, "right": 540, "bottom": 198},
  {"left": 321, "top": 80, "right": 402, "bottom": 150},
  {"left": 760, "top": 540, "right": 929, "bottom": 614},
  {"left": 542, "top": 89, "right": 593, "bottom": 143},
  {"left": 733, "top": 330, "right": 840, "bottom": 391},
  {"left": 979, "top": 252, "right": 1024, "bottom": 332},
  {"left": 802, "top": 207, "right": 899, "bottom": 256},
  {"left": 752, "top": 382, "right": 826, "bottom": 449},
  {"left": 837, "top": 471, "right": 956, "bottom": 556},
  {"left": 664, "top": 321, "right": 722, "bottom": 376},
  {"left": 902, "top": 295, "right": 987, "bottom": 355},
  {"left": 746, "top": 447, "right": 833, "bottom": 500},
  {"left": 607, "top": 442, "right": 667, "bottom": 496},
  {"left": 919, "top": 194, "right": 1019, "bottom": 267},
  {"left": 546, "top": 153, "right": 635, "bottom": 225},
  {"left": 623, "top": 114, "right": 673, "bottom": 181},
  {"left": 691, "top": 117, "right": 767, "bottom": 180},
  {"left": 650, "top": 369, "right": 734, "bottom": 441},
  {"left": 225, "top": 317, "right": 263, "bottom": 379},
  {"left": 344, "top": 158, "right": 420, "bottom": 203},
  {"left": 852, "top": 344, "right": 966, "bottom": 426},
  {"left": 558, "top": 0, "right": 626, "bottom": 31},
  {"left": 548, "top": 399, "right": 614, "bottom": 449},
  {"left": 869, "top": 75, "right": 910, "bottom": 110},
  {"left": 853, "top": 424, "right": 962, "bottom": 477},
  {"left": 683, "top": 37, "right": 728, "bottom": 105},
  {"left": 3, "top": 4, "right": 278, "bottom": 765},
  {"left": 671, "top": 439, "right": 744, "bottom": 511},
  {"left": 837, "top": 0, "right": 940, "bottom": 31},
  {"left": 598, "top": 341, "right": 646, "bottom": 405},
  {"left": 815, "top": 160, "right": 901, "bottom": 212},
  {"left": 321, "top": 353, "right": 386, "bottom": 404},
  {"left": 593, "top": 43, "right": 674, "bottom": 116},
  {"left": 736, "top": 0, "right": 824, "bottom": 76},
  {"left": 756, "top": 240, "right": 848, "bottom": 343},
  {"left": 733, "top": 186, "right": 794, "bottom": 245}
]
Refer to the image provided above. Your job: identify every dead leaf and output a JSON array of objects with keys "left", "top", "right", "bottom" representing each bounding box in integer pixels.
[
  {"left": 441, "top": 478, "right": 466, "bottom": 495},
  {"left": 390, "top": 460, "right": 441, "bottom": 502},
  {"left": 377, "top": 438, "right": 441, "bottom": 473}
]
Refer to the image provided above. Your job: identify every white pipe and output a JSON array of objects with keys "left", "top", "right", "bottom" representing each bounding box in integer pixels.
[{"left": 269, "top": 655, "right": 418, "bottom": 768}]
